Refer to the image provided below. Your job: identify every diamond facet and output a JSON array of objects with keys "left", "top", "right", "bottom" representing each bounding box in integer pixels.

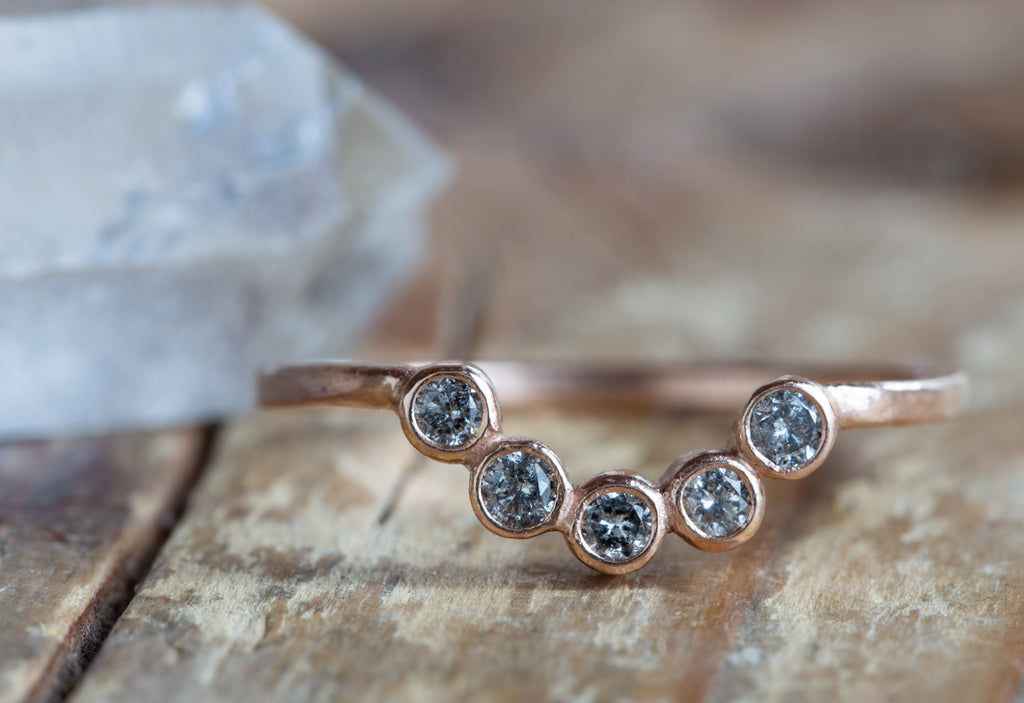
[
  {"left": 579, "top": 491, "right": 654, "bottom": 563},
  {"left": 682, "top": 467, "right": 753, "bottom": 538},
  {"left": 748, "top": 388, "right": 823, "bottom": 469},
  {"left": 479, "top": 450, "right": 559, "bottom": 531},
  {"left": 411, "top": 376, "right": 483, "bottom": 449}
]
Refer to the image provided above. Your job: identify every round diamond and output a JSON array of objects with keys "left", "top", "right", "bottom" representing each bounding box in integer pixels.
[
  {"left": 411, "top": 377, "right": 483, "bottom": 449},
  {"left": 479, "top": 450, "right": 558, "bottom": 531},
  {"left": 682, "top": 467, "right": 753, "bottom": 538},
  {"left": 748, "top": 388, "right": 823, "bottom": 469},
  {"left": 579, "top": 492, "right": 654, "bottom": 563}
]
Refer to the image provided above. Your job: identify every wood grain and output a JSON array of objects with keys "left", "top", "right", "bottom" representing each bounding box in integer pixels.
[
  {"left": 32, "top": 0, "right": 1024, "bottom": 700},
  {"left": 0, "top": 431, "right": 205, "bottom": 703},
  {"left": 69, "top": 408, "right": 1024, "bottom": 702}
]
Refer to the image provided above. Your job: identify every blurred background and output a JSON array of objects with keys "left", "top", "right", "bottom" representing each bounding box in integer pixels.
[
  {"left": 267, "top": 0, "right": 1022, "bottom": 402},
  {"left": 5, "top": 0, "right": 1023, "bottom": 439}
]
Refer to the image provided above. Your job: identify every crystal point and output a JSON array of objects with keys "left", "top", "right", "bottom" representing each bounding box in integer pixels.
[{"left": 0, "top": 3, "right": 448, "bottom": 439}]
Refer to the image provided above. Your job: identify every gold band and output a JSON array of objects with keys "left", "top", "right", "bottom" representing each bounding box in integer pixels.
[
  {"left": 257, "top": 360, "right": 966, "bottom": 575},
  {"left": 259, "top": 361, "right": 966, "bottom": 428}
]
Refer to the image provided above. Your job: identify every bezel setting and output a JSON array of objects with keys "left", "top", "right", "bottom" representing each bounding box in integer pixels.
[
  {"left": 664, "top": 451, "right": 765, "bottom": 552},
  {"left": 470, "top": 440, "right": 571, "bottom": 538},
  {"left": 736, "top": 376, "right": 837, "bottom": 480},
  {"left": 379, "top": 365, "right": 876, "bottom": 573},
  {"left": 567, "top": 472, "right": 666, "bottom": 575},
  {"left": 400, "top": 364, "right": 501, "bottom": 462}
]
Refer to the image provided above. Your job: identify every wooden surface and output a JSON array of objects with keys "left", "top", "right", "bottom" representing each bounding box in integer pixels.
[
  {"left": 7, "top": 0, "right": 1024, "bottom": 701},
  {"left": 0, "top": 431, "right": 205, "bottom": 703},
  {"left": 68, "top": 407, "right": 1024, "bottom": 702}
]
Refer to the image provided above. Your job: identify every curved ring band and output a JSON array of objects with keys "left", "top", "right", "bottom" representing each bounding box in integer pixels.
[{"left": 258, "top": 361, "right": 966, "bottom": 575}]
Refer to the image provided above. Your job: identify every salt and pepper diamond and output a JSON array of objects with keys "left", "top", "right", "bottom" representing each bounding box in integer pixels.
[
  {"left": 479, "top": 450, "right": 559, "bottom": 531},
  {"left": 579, "top": 492, "right": 654, "bottom": 563},
  {"left": 748, "top": 388, "right": 823, "bottom": 469},
  {"left": 682, "top": 467, "right": 753, "bottom": 538},
  {"left": 411, "top": 376, "right": 484, "bottom": 449}
]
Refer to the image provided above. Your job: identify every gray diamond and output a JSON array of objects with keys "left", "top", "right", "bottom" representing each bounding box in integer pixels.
[
  {"left": 579, "top": 492, "right": 654, "bottom": 563},
  {"left": 682, "top": 467, "right": 752, "bottom": 538},
  {"left": 748, "top": 388, "right": 823, "bottom": 469},
  {"left": 480, "top": 450, "right": 558, "bottom": 530},
  {"left": 411, "top": 377, "right": 483, "bottom": 448}
]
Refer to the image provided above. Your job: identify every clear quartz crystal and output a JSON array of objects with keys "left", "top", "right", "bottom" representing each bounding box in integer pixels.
[
  {"left": 579, "top": 492, "right": 654, "bottom": 563},
  {"left": 748, "top": 389, "right": 824, "bottom": 469},
  {"left": 411, "top": 378, "right": 483, "bottom": 448},
  {"left": 479, "top": 450, "right": 558, "bottom": 530},
  {"left": 682, "top": 467, "right": 752, "bottom": 538},
  {"left": 0, "top": 2, "right": 449, "bottom": 439}
]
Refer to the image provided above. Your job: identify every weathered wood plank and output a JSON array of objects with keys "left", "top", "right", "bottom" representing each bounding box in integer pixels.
[
  {"left": 710, "top": 408, "right": 1024, "bottom": 702},
  {"left": 63, "top": 412, "right": 784, "bottom": 702},
  {"left": 0, "top": 431, "right": 205, "bottom": 703},
  {"left": 68, "top": 405, "right": 1024, "bottom": 702}
]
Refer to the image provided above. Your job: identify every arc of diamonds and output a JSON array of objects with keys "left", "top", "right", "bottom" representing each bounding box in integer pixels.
[{"left": 399, "top": 363, "right": 834, "bottom": 575}]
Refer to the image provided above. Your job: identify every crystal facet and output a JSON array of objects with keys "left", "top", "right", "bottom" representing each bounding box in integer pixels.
[
  {"left": 748, "top": 388, "right": 823, "bottom": 469},
  {"left": 579, "top": 492, "right": 654, "bottom": 563},
  {"left": 411, "top": 377, "right": 483, "bottom": 448},
  {"left": 682, "top": 467, "right": 753, "bottom": 538},
  {"left": 0, "top": 4, "right": 449, "bottom": 440},
  {"left": 479, "top": 450, "right": 558, "bottom": 530}
]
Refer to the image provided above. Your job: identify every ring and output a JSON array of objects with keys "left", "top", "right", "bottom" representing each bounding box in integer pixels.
[{"left": 258, "top": 361, "right": 966, "bottom": 575}]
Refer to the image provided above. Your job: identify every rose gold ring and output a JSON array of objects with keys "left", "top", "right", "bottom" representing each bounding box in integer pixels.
[{"left": 258, "top": 361, "right": 966, "bottom": 575}]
